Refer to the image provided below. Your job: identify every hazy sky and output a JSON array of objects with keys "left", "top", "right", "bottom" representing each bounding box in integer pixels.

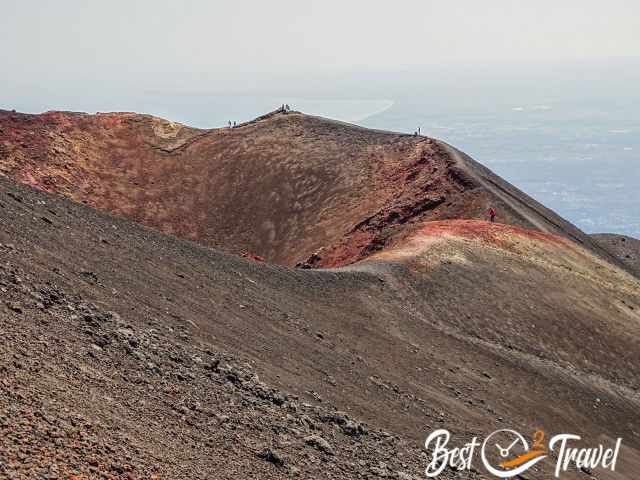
[
  {"left": 1, "top": 1, "right": 639, "bottom": 236},
  {"left": 2, "top": 0, "right": 639, "bottom": 93}
]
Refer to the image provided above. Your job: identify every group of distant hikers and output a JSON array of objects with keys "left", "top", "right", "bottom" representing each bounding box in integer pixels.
[{"left": 227, "top": 104, "right": 292, "bottom": 129}]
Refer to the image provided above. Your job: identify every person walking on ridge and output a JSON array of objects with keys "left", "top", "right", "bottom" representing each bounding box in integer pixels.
[{"left": 487, "top": 207, "right": 497, "bottom": 223}]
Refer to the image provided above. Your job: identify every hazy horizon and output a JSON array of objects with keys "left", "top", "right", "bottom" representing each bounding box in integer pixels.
[{"left": 3, "top": 0, "right": 640, "bottom": 117}]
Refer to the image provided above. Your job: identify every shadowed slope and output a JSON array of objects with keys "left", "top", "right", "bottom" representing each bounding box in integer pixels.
[
  {"left": 1, "top": 176, "right": 639, "bottom": 479},
  {"left": 0, "top": 109, "right": 624, "bottom": 272},
  {"left": 592, "top": 233, "right": 640, "bottom": 278}
]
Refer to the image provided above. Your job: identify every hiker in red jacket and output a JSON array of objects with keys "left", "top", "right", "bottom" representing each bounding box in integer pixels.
[{"left": 488, "top": 207, "right": 497, "bottom": 223}]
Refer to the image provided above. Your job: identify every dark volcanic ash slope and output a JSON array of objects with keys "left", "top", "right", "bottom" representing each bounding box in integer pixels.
[
  {"left": 0, "top": 176, "right": 439, "bottom": 480},
  {"left": 1, "top": 173, "right": 640, "bottom": 478},
  {"left": 0, "top": 109, "right": 619, "bottom": 270}
]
